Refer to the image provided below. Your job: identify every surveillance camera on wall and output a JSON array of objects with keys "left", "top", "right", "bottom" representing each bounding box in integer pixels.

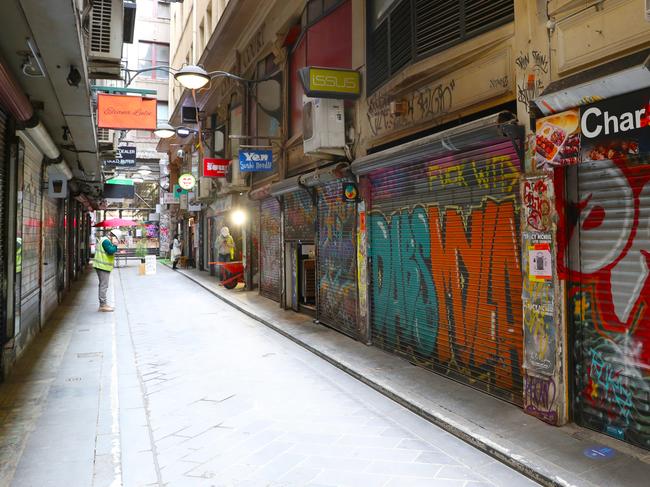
[{"left": 176, "top": 149, "right": 185, "bottom": 158}]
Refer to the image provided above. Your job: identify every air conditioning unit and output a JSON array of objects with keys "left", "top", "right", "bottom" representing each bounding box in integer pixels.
[
  {"left": 97, "top": 127, "right": 114, "bottom": 144},
  {"left": 302, "top": 96, "right": 345, "bottom": 156},
  {"left": 88, "top": 0, "right": 123, "bottom": 64}
]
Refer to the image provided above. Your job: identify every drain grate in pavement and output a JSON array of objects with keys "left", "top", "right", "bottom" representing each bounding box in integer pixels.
[{"left": 76, "top": 352, "right": 102, "bottom": 358}]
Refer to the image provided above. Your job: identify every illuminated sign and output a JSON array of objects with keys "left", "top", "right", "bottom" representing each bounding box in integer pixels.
[
  {"left": 178, "top": 173, "right": 196, "bottom": 190},
  {"left": 299, "top": 67, "right": 361, "bottom": 100},
  {"left": 203, "top": 158, "right": 229, "bottom": 177},
  {"left": 97, "top": 94, "right": 157, "bottom": 130}
]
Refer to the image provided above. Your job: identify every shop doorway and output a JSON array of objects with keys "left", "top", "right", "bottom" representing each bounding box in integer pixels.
[{"left": 285, "top": 241, "right": 316, "bottom": 314}]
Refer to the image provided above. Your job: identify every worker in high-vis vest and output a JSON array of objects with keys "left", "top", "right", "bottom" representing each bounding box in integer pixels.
[
  {"left": 93, "top": 229, "right": 120, "bottom": 312},
  {"left": 16, "top": 237, "right": 22, "bottom": 274}
]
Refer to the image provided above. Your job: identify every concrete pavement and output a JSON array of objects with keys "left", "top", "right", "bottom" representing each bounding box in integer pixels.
[
  {"left": 0, "top": 264, "right": 538, "bottom": 486},
  {"left": 171, "top": 264, "right": 650, "bottom": 487}
]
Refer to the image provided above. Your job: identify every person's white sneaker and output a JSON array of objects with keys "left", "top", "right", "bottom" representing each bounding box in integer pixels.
[{"left": 99, "top": 305, "right": 114, "bottom": 312}]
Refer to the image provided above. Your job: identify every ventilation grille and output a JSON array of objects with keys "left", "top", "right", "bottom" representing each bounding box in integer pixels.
[
  {"left": 90, "top": 0, "right": 113, "bottom": 53},
  {"left": 390, "top": 0, "right": 413, "bottom": 74},
  {"left": 367, "top": 0, "right": 514, "bottom": 94},
  {"left": 465, "top": 0, "right": 514, "bottom": 36},
  {"left": 415, "top": 0, "right": 460, "bottom": 57},
  {"left": 367, "top": 21, "right": 389, "bottom": 94},
  {"left": 97, "top": 127, "right": 111, "bottom": 143}
]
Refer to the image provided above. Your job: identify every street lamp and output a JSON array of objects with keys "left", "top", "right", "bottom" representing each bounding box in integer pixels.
[
  {"left": 174, "top": 65, "right": 211, "bottom": 90},
  {"left": 154, "top": 123, "right": 176, "bottom": 138}
]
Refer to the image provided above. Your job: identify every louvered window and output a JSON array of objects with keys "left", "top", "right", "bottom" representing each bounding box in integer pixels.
[
  {"left": 90, "top": 0, "right": 113, "bottom": 53},
  {"left": 367, "top": 0, "right": 514, "bottom": 94}
]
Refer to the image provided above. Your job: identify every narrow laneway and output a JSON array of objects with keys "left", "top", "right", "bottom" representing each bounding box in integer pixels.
[{"left": 0, "top": 264, "right": 538, "bottom": 487}]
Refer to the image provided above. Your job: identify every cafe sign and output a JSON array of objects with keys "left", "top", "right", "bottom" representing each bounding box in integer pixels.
[
  {"left": 178, "top": 173, "right": 196, "bottom": 190},
  {"left": 97, "top": 94, "right": 157, "bottom": 130},
  {"left": 299, "top": 67, "right": 361, "bottom": 100},
  {"left": 203, "top": 158, "right": 229, "bottom": 178},
  {"left": 239, "top": 149, "right": 273, "bottom": 172}
]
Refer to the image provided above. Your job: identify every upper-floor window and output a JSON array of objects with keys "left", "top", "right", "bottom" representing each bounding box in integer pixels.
[
  {"left": 138, "top": 0, "right": 171, "bottom": 20},
  {"left": 301, "top": 0, "right": 345, "bottom": 29},
  {"left": 138, "top": 42, "right": 170, "bottom": 80},
  {"left": 157, "top": 102, "right": 169, "bottom": 124},
  {"left": 367, "top": 0, "right": 514, "bottom": 94}
]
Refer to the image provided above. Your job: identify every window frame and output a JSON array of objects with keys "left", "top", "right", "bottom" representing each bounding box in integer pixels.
[{"left": 138, "top": 41, "right": 170, "bottom": 80}]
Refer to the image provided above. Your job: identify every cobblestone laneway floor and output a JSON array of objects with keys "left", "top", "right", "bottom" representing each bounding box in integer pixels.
[{"left": 0, "top": 265, "right": 539, "bottom": 487}]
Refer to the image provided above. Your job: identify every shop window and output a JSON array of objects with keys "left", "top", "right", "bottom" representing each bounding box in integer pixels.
[
  {"left": 367, "top": 0, "right": 514, "bottom": 94},
  {"left": 138, "top": 41, "right": 170, "bottom": 79}
]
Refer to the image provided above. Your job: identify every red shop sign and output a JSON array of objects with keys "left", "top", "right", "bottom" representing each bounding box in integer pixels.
[{"left": 203, "top": 158, "right": 229, "bottom": 178}]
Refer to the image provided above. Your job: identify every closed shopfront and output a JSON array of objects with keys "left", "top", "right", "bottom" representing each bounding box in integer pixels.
[
  {"left": 284, "top": 190, "right": 317, "bottom": 311},
  {"left": 260, "top": 197, "right": 281, "bottom": 301},
  {"left": 552, "top": 89, "right": 650, "bottom": 449},
  {"left": 317, "top": 180, "right": 358, "bottom": 337},
  {"left": 0, "top": 109, "right": 8, "bottom": 340},
  {"left": 41, "top": 196, "right": 60, "bottom": 321},
  {"left": 19, "top": 134, "right": 42, "bottom": 337},
  {"left": 365, "top": 135, "right": 524, "bottom": 404}
]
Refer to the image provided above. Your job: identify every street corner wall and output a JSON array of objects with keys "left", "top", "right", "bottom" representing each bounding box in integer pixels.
[{"left": 521, "top": 173, "right": 567, "bottom": 425}]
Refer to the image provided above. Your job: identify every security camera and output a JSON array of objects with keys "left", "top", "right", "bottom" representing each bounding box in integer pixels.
[{"left": 176, "top": 149, "right": 184, "bottom": 158}]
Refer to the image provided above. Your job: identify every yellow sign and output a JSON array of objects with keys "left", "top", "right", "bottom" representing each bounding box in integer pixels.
[{"left": 300, "top": 67, "right": 361, "bottom": 99}]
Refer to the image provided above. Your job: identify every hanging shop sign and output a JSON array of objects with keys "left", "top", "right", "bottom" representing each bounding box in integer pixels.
[
  {"left": 535, "top": 88, "right": 649, "bottom": 170},
  {"left": 178, "top": 173, "right": 196, "bottom": 190},
  {"left": 239, "top": 149, "right": 273, "bottom": 172},
  {"left": 173, "top": 184, "right": 188, "bottom": 198},
  {"left": 103, "top": 146, "right": 137, "bottom": 167},
  {"left": 342, "top": 181, "right": 358, "bottom": 202},
  {"left": 203, "top": 158, "right": 229, "bottom": 177},
  {"left": 299, "top": 66, "right": 361, "bottom": 100},
  {"left": 188, "top": 203, "right": 202, "bottom": 212},
  {"left": 162, "top": 192, "right": 179, "bottom": 204},
  {"left": 97, "top": 94, "right": 157, "bottom": 130}
]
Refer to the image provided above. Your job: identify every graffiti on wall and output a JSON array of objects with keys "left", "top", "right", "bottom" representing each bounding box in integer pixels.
[
  {"left": 284, "top": 190, "right": 316, "bottom": 240},
  {"left": 556, "top": 157, "right": 650, "bottom": 448},
  {"left": 524, "top": 372, "right": 558, "bottom": 424},
  {"left": 260, "top": 199, "right": 281, "bottom": 299},
  {"left": 318, "top": 186, "right": 357, "bottom": 334},
  {"left": 515, "top": 50, "right": 548, "bottom": 114},
  {"left": 369, "top": 148, "right": 524, "bottom": 401},
  {"left": 367, "top": 79, "right": 455, "bottom": 138},
  {"left": 357, "top": 203, "right": 369, "bottom": 339}
]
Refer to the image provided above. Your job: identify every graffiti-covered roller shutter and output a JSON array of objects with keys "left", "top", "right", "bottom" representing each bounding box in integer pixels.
[
  {"left": 369, "top": 140, "right": 524, "bottom": 404},
  {"left": 284, "top": 190, "right": 316, "bottom": 241},
  {"left": 571, "top": 158, "right": 650, "bottom": 449},
  {"left": 260, "top": 197, "right": 281, "bottom": 301},
  {"left": 0, "top": 110, "right": 7, "bottom": 336},
  {"left": 20, "top": 136, "right": 42, "bottom": 333},
  {"left": 41, "top": 197, "right": 59, "bottom": 321},
  {"left": 317, "top": 180, "right": 358, "bottom": 337}
]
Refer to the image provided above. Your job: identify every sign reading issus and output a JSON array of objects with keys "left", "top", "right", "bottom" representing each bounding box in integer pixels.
[
  {"left": 97, "top": 94, "right": 157, "bottom": 130},
  {"left": 299, "top": 67, "right": 361, "bottom": 100}
]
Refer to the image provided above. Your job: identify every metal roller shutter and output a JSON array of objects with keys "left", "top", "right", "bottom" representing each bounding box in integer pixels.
[
  {"left": 0, "top": 110, "right": 7, "bottom": 339},
  {"left": 284, "top": 190, "right": 316, "bottom": 241},
  {"left": 571, "top": 157, "right": 650, "bottom": 450},
  {"left": 369, "top": 139, "right": 524, "bottom": 404},
  {"left": 20, "top": 136, "right": 42, "bottom": 334},
  {"left": 41, "top": 197, "right": 59, "bottom": 321},
  {"left": 260, "top": 197, "right": 281, "bottom": 301},
  {"left": 317, "top": 180, "right": 358, "bottom": 337}
]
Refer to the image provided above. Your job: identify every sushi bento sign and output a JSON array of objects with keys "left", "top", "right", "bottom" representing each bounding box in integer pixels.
[{"left": 535, "top": 88, "right": 649, "bottom": 170}]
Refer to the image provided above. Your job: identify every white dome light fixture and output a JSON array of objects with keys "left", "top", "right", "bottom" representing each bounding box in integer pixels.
[
  {"left": 174, "top": 65, "right": 210, "bottom": 90},
  {"left": 154, "top": 122, "right": 176, "bottom": 138}
]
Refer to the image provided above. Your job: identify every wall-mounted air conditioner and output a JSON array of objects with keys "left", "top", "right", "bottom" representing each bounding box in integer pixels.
[
  {"left": 97, "top": 127, "right": 114, "bottom": 145},
  {"left": 302, "top": 96, "right": 345, "bottom": 156},
  {"left": 88, "top": 0, "right": 123, "bottom": 64}
]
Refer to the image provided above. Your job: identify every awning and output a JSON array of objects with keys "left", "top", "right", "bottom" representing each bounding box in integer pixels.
[
  {"left": 269, "top": 162, "right": 352, "bottom": 197},
  {"left": 351, "top": 111, "right": 519, "bottom": 176},
  {"left": 534, "top": 49, "right": 650, "bottom": 115},
  {"left": 248, "top": 183, "right": 273, "bottom": 201}
]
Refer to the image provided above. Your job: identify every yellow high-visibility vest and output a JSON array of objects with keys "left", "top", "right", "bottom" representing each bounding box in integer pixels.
[{"left": 93, "top": 236, "right": 115, "bottom": 272}]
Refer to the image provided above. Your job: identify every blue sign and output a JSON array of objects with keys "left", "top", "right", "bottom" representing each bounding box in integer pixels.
[
  {"left": 239, "top": 149, "right": 273, "bottom": 172},
  {"left": 583, "top": 446, "right": 615, "bottom": 459}
]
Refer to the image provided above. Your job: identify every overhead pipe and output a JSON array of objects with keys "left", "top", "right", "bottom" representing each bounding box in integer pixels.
[{"left": 0, "top": 52, "right": 74, "bottom": 178}]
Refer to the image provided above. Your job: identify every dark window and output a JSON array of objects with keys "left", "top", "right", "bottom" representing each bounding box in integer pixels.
[{"left": 367, "top": 0, "right": 514, "bottom": 94}]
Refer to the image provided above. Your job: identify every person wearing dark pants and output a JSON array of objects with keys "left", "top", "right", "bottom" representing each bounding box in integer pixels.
[{"left": 93, "top": 229, "right": 120, "bottom": 312}]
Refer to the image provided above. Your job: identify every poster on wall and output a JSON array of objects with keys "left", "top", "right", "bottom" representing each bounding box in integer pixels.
[
  {"left": 535, "top": 108, "right": 581, "bottom": 170},
  {"left": 529, "top": 242, "right": 552, "bottom": 282}
]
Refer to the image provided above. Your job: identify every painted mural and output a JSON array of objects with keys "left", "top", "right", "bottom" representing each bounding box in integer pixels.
[
  {"left": 317, "top": 182, "right": 357, "bottom": 336},
  {"left": 369, "top": 142, "right": 524, "bottom": 403},
  {"left": 284, "top": 190, "right": 316, "bottom": 240},
  {"left": 556, "top": 156, "right": 650, "bottom": 449},
  {"left": 260, "top": 198, "right": 281, "bottom": 301}
]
